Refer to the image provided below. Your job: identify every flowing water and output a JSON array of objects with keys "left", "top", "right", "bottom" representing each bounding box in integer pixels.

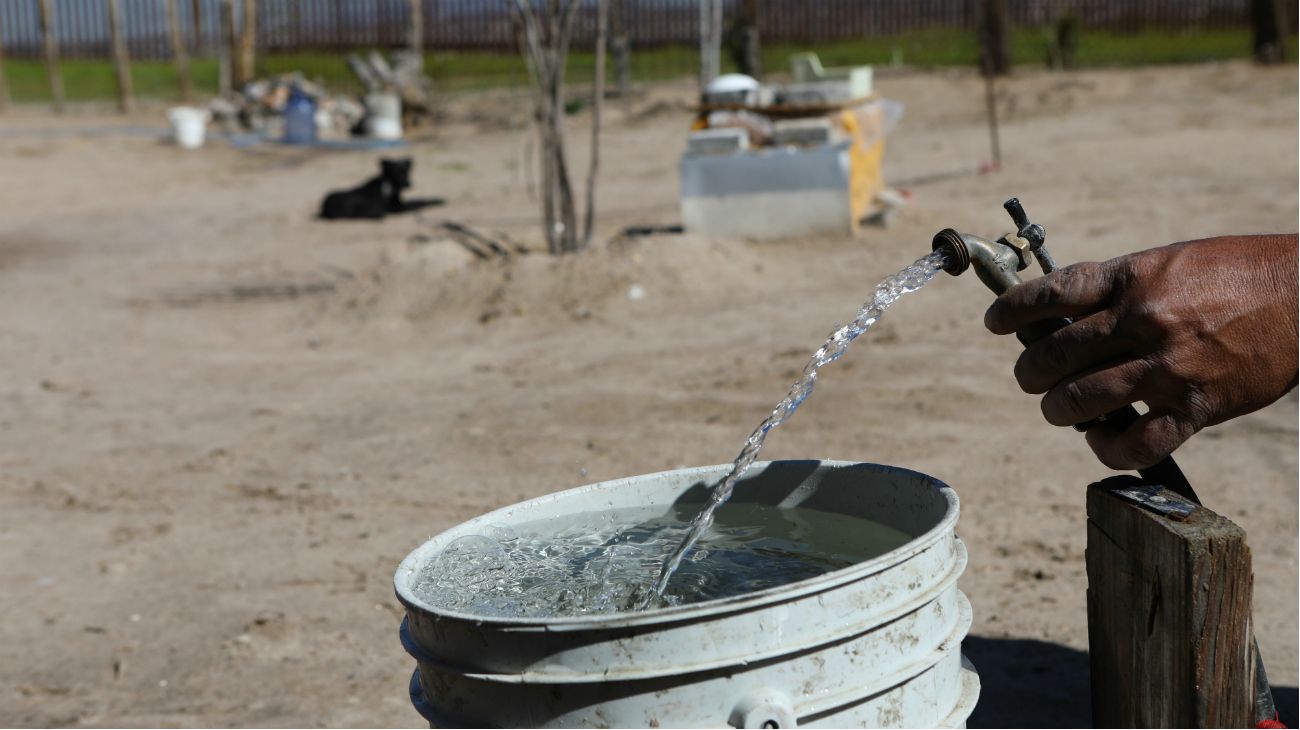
[
  {"left": 411, "top": 503, "right": 913, "bottom": 617},
  {"left": 646, "top": 250, "right": 949, "bottom": 599},
  {"left": 413, "top": 250, "right": 948, "bottom": 617}
]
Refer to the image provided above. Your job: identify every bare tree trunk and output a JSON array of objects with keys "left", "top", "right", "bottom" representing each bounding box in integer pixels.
[
  {"left": 108, "top": 0, "right": 135, "bottom": 114},
  {"left": 219, "top": 0, "right": 235, "bottom": 94},
  {"left": 1252, "top": 0, "right": 1288, "bottom": 63},
  {"left": 39, "top": 0, "right": 64, "bottom": 113},
  {"left": 581, "top": 0, "right": 607, "bottom": 246},
  {"left": 166, "top": 0, "right": 194, "bottom": 101},
  {"left": 238, "top": 0, "right": 257, "bottom": 85},
  {"left": 698, "top": 0, "right": 721, "bottom": 89},
  {"left": 512, "top": 0, "right": 591, "bottom": 254},
  {"left": 980, "top": 0, "right": 1012, "bottom": 76}
]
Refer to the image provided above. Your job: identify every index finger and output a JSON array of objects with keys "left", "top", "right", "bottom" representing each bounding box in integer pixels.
[{"left": 984, "top": 260, "right": 1116, "bottom": 335}]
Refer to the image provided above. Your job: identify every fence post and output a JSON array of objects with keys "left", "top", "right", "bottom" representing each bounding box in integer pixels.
[
  {"left": 409, "top": 0, "right": 424, "bottom": 58},
  {"left": 192, "top": 0, "right": 205, "bottom": 54},
  {"left": 38, "top": 0, "right": 64, "bottom": 113},
  {"left": 166, "top": 0, "right": 194, "bottom": 100},
  {"left": 608, "top": 0, "right": 630, "bottom": 97},
  {"left": 219, "top": 0, "right": 235, "bottom": 94},
  {"left": 108, "top": 0, "right": 135, "bottom": 113},
  {"left": 1086, "top": 477, "right": 1257, "bottom": 727},
  {"left": 238, "top": 0, "right": 257, "bottom": 84},
  {"left": 0, "top": 9, "right": 10, "bottom": 112}
]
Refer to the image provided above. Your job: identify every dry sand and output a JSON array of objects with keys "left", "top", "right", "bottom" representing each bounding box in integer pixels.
[{"left": 0, "top": 61, "right": 1295, "bottom": 727}]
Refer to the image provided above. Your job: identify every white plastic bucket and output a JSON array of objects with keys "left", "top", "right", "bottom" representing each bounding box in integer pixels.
[
  {"left": 168, "top": 106, "right": 209, "bottom": 149},
  {"left": 365, "top": 92, "right": 403, "bottom": 140},
  {"left": 394, "top": 460, "right": 979, "bottom": 728}
]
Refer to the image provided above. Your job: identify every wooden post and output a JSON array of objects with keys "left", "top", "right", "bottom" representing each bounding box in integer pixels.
[
  {"left": 1251, "top": 0, "right": 1288, "bottom": 64},
  {"left": 698, "top": 0, "right": 721, "bottom": 89},
  {"left": 238, "top": 0, "right": 257, "bottom": 85},
  {"left": 1086, "top": 477, "right": 1257, "bottom": 727},
  {"left": 38, "top": 0, "right": 65, "bottom": 113},
  {"left": 608, "top": 0, "right": 630, "bottom": 97},
  {"left": 192, "top": 0, "right": 205, "bottom": 54},
  {"left": 0, "top": 9, "right": 11, "bottom": 112},
  {"left": 218, "top": 0, "right": 235, "bottom": 94},
  {"left": 741, "top": 0, "right": 762, "bottom": 79},
  {"left": 408, "top": 0, "right": 424, "bottom": 58},
  {"left": 108, "top": 0, "right": 135, "bottom": 113},
  {"left": 166, "top": 0, "right": 194, "bottom": 100}
]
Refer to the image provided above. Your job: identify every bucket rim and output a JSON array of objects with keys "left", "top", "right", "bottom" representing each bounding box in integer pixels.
[{"left": 393, "top": 459, "right": 958, "bottom": 629}]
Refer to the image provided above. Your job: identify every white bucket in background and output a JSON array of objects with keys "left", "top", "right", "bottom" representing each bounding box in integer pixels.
[
  {"left": 365, "top": 92, "right": 403, "bottom": 140},
  {"left": 168, "top": 106, "right": 209, "bottom": 149},
  {"left": 394, "top": 460, "right": 980, "bottom": 728}
]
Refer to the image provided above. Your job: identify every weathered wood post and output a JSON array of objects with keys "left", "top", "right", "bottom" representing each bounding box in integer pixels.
[
  {"left": 108, "top": 0, "right": 136, "bottom": 114},
  {"left": 166, "top": 0, "right": 194, "bottom": 101},
  {"left": 192, "top": 0, "right": 206, "bottom": 54},
  {"left": 408, "top": 0, "right": 424, "bottom": 58},
  {"left": 38, "top": 0, "right": 65, "bottom": 113},
  {"left": 218, "top": 0, "right": 235, "bottom": 94},
  {"left": 238, "top": 0, "right": 257, "bottom": 85},
  {"left": 1086, "top": 477, "right": 1258, "bottom": 727}
]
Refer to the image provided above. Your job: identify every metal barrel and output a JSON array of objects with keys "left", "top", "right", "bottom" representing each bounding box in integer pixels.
[{"left": 394, "top": 460, "right": 979, "bottom": 728}]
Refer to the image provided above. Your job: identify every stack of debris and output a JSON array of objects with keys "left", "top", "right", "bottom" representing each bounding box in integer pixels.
[
  {"left": 347, "top": 50, "right": 435, "bottom": 128},
  {"left": 208, "top": 72, "right": 365, "bottom": 138}
]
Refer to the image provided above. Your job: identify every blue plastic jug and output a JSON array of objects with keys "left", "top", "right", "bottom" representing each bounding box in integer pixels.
[{"left": 283, "top": 85, "right": 318, "bottom": 145}]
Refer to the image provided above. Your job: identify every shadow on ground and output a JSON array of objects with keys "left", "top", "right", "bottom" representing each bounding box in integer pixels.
[{"left": 964, "top": 636, "right": 1298, "bottom": 728}]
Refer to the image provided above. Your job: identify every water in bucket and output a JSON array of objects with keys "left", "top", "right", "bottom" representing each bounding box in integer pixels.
[
  {"left": 415, "top": 250, "right": 949, "bottom": 617},
  {"left": 411, "top": 502, "right": 912, "bottom": 617}
]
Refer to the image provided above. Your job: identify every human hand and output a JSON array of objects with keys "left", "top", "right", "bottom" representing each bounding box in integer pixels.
[{"left": 984, "top": 234, "right": 1298, "bottom": 469}]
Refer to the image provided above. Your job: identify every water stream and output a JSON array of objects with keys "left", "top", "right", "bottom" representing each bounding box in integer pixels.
[{"left": 646, "top": 250, "right": 949, "bottom": 600}]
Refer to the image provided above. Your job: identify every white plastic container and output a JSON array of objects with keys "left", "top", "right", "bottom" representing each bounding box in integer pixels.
[
  {"left": 394, "top": 460, "right": 979, "bottom": 728},
  {"left": 365, "top": 92, "right": 403, "bottom": 140},
  {"left": 168, "top": 106, "right": 209, "bottom": 149}
]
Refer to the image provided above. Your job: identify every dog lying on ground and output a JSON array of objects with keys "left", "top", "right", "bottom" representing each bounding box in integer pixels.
[{"left": 319, "top": 158, "right": 444, "bottom": 220}]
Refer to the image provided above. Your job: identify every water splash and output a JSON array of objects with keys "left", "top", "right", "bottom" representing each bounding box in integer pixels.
[{"left": 646, "top": 249, "right": 949, "bottom": 601}]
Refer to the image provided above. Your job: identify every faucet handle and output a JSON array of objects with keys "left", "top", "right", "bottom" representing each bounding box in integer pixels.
[
  {"left": 1002, "top": 197, "right": 1055, "bottom": 273},
  {"left": 1003, "top": 198, "right": 1031, "bottom": 230}
]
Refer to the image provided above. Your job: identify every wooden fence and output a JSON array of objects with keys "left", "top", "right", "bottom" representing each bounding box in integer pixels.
[{"left": 0, "top": 0, "right": 1286, "bottom": 59}]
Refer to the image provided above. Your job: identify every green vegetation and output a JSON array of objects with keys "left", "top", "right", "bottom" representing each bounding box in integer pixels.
[{"left": 1, "top": 27, "right": 1293, "bottom": 104}]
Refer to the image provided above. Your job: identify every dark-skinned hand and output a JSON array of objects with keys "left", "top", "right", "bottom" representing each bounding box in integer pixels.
[{"left": 984, "top": 234, "right": 1298, "bottom": 470}]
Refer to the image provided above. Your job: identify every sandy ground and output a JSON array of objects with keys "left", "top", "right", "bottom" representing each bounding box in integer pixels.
[{"left": 0, "top": 61, "right": 1295, "bottom": 728}]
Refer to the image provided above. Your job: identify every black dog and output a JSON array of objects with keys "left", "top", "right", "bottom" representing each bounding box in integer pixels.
[{"left": 319, "top": 158, "right": 443, "bottom": 220}]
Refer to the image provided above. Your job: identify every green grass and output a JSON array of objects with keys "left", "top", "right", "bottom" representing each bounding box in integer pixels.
[{"left": 1, "top": 27, "right": 1294, "bottom": 104}]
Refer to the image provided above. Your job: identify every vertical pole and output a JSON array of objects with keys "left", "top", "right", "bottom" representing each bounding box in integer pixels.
[
  {"left": 108, "top": 0, "right": 135, "bottom": 113},
  {"left": 698, "top": 0, "right": 721, "bottom": 89},
  {"left": 408, "top": 0, "right": 424, "bottom": 58},
  {"left": 980, "top": 0, "right": 1011, "bottom": 75},
  {"left": 581, "top": 0, "right": 606, "bottom": 247},
  {"left": 1086, "top": 479, "right": 1258, "bottom": 727},
  {"left": 0, "top": 9, "right": 10, "bottom": 112},
  {"left": 218, "top": 0, "right": 235, "bottom": 94},
  {"left": 742, "top": 0, "right": 762, "bottom": 79},
  {"left": 192, "top": 0, "right": 205, "bottom": 54},
  {"left": 39, "top": 0, "right": 65, "bottom": 113},
  {"left": 238, "top": 0, "right": 257, "bottom": 85},
  {"left": 608, "top": 0, "right": 630, "bottom": 97},
  {"left": 1252, "top": 0, "right": 1288, "bottom": 64},
  {"left": 166, "top": 0, "right": 194, "bottom": 101}
]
